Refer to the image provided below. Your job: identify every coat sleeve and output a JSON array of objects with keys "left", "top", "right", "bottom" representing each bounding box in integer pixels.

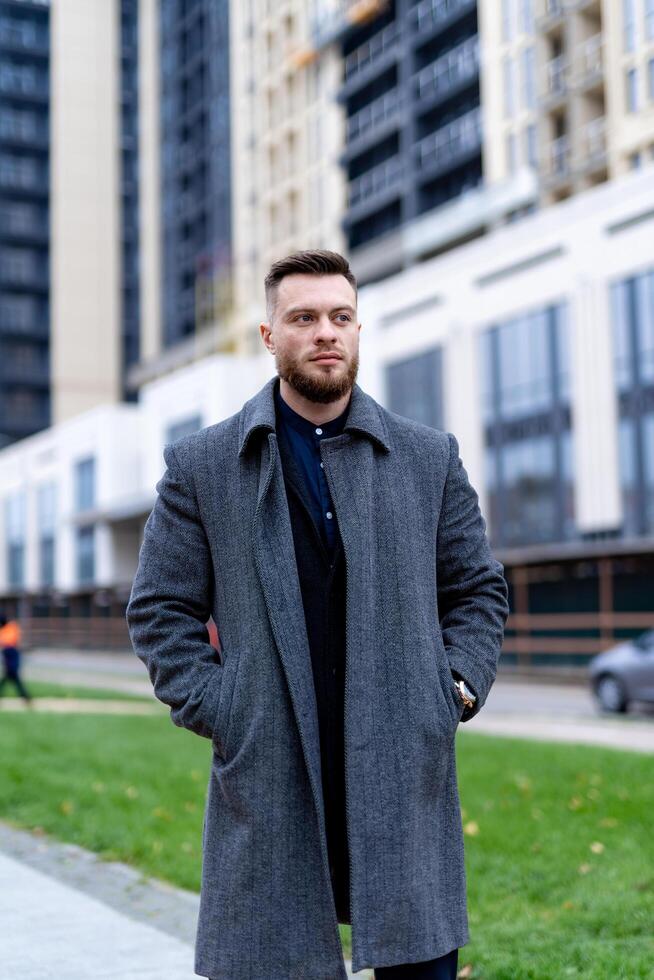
[
  {"left": 436, "top": 432, "right": 509, "bottom": 721},
  {"left": 126, "top": 442, "right": 223, "bottom": 740}
]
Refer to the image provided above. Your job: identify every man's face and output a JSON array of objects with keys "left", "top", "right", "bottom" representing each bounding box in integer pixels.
[{"left": 261, "top": 274, "right": 361, "bottom": 405}]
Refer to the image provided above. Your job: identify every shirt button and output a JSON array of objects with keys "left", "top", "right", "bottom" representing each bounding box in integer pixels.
[
  {"left": 326, "top": 511, "right": 333, "bottom": 519},
  {"left": 320, "top": 462, "right": 324, "bottom": 468},
  {"left": 315, "top": 427, "right": 323, "bottom": 435}
]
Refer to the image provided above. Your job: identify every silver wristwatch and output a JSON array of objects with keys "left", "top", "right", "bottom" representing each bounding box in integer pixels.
[{"left": 453, "top": 678, "right": 476, "bottom": 711}]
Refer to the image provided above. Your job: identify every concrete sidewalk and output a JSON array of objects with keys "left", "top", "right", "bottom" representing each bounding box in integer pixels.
[{"left": 0, "top": 823, "right": 367, "bottom": 979}]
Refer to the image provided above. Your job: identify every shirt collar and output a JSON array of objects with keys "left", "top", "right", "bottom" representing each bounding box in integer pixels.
[
  {"left": 238, "top": 375, "right": 392, "bottom": 457},
  {"left": 274, "top": 380, "right": 350, "bottom": 440}
]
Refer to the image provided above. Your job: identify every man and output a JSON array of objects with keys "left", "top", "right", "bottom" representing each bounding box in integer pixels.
[
  {"left": 126, "top": 250, "right": 509, "bottom": 980},
  {"left": 0, "top": 614, "right": 32, "bottom": 704}
]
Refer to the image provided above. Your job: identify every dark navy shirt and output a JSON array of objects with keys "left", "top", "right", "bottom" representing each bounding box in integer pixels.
[{"left": 274, "top": 381, "right": 350, "bottom": 553}]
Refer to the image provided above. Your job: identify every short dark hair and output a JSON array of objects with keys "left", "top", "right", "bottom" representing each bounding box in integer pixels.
[{"left": 264, "top": 250, "right": 357, "bottom": 320}]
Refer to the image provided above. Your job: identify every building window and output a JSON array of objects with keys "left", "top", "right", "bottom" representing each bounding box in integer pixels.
[
  {"left": 503, "top": 57, "right": 515, "bottom": 117},
  {"left": 502, "top": 0, "right": 513, "bottom": 42},
  {"left": 4, "top": 493, "right": 26, "bottom": 589},
  {"left": 629, "top": 151, "right": 642, "bottom": 169},
  {"left": 611, "top": 270, "right": 654, "bottom": 535},
  {"left": 648, "top": 58, "right": 654, "bottom": 101},
  {"left": 385, "top": 348, "right": 443, "bottom": 430},
  {"left": 74, "top": 456, "right": 95, "bottom": 512},
  {"left": 647, "top": 0, "right": 654, "bottom": 41},
  {"left": 165, "top": 414, "right": 202, "bottom": 446},
  {"left": 506, "top": 131, "right": 518, "bottom": 173},
  {"left": 626, "top": 68, "right": 639, "bottom": 112},
  {"left": 522, "top": 46, "right": 536, "bottom": 109},
  {"left": 623, "top": 0, "right": 637, "bottom": 51},
  {"left": 479, "top": 304, "right": 574, "bottom": 547},
  {"left": 76, "top": 526, "right": 95, "bottom": 585},
  {"left": 37, "top": 482, "right": 56, "bottom": 587},
  {"left": 525, "top": 122, "right": 538, "bottom": 168},
  {"left": 520, "top": 0, "right": 534, "bottom": 34}
]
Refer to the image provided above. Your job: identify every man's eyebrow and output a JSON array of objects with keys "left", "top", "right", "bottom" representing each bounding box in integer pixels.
[{"left": 282, "top": 305, "right": 356, "bottom": 317}]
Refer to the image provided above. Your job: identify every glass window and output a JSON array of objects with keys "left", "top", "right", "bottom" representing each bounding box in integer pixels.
[
  {"left": 635, "top": 271, "right": 654, "bottom": 383},
  {"left": 502, "top": 0, "right": 513, "bottom": 41},
  {"left": 76, "top": 526, "right": 95, "bottom": 584},
  {"left": 4, "top": 493, "right": 26, "bottom": 588},
  {"left": 385, "top": 348, "right": 444, "bottom": 430},
  {"left": 522, "top": 46, "right": 536, "bottom": 109},
  {"left": 506, "top": 131, "right": 518, "bottom": 173},
  {"left": 503, "top": 57, "right": 515, "bottom": 117},
  {"left": 648, "top": 58, "right": 654, "bottom": 101},
  {"left": 626, "top": 68, "right": 638, "bottom": 112},
  {"left": 525, "top": 123, "right": 538, "bottom": 167},
  {"left": 74, "top": 457, "right": 95, "bottom": 512},
  {"left": 647, "top": 0, "right": 654, "bottom": 41},
  {"left": 520, "top": 0, "right": 534, "bottom": 34},
  {"left": 611, "top": 281, "right": 632, "bottom": 391},
  {"left": 623, "top": 0, "right": 637, "bottom": 51}
]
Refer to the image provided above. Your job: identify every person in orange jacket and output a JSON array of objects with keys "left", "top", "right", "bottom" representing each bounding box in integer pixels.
[{"left": 0, "top": 614, "right": 32, "bottom": 704}]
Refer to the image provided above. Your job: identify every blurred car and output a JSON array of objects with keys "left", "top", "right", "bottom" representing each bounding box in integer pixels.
[{"left": 589, "top": 629, "right": 654, "bottom": 713}]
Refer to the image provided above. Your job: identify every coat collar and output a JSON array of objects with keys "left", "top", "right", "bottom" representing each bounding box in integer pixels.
[{"left": 238, "top": 375, "right": 391, "bottom": 457}]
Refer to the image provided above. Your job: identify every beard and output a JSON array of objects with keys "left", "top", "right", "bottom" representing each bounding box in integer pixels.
[{"left": 275, "top": 347, "right": 359, "bottom": 404}]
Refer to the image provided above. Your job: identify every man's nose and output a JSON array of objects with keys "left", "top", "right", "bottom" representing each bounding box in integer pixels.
[{"left": 314, "top": 315, "right": 337, "bottom": 341}]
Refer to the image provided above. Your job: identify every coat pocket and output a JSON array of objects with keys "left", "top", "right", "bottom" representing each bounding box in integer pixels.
[{"left": 211, "top": 647, "right": 242, "bottom": 760}]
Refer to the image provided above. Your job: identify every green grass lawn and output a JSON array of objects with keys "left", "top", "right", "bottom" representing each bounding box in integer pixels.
[
  {"left": 1, "top": 679, "right": 151, "bottom": 701},
  {"left": 0, "top": 712, "right": 652, "bottom": 978}
]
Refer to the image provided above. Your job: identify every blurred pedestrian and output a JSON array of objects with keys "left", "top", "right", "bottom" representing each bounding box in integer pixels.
[{"left": 0, "top": 614, "right": 33, "bottom": 704}]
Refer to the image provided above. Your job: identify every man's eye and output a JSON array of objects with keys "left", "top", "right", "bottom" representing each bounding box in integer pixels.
[
  {"left": 296, "top": 314, "right": 312, "bottom": 322},
  {"left": 337, "top": 315, "right": 351, "bottom": 322}
]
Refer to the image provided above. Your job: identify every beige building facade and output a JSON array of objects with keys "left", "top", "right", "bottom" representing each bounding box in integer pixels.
[
  {"left": 229, "top": 0, "right": 351, "bottom": 353},
  {"left": 480, "top": 0, "right": 654, "bottom": 207}
]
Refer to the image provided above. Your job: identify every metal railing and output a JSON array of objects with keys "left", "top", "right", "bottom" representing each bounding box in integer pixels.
[
  {"left": 582, "top": 115, "right": 606, "bottom": 159},
  {"left": 349, "top": 154, "right": 403, "bottom": 207},
  {"left": 548, "top": 133, "right": 571, "bottom": 176},
  {"left": 413, "top": 0, "right": 476, "bottom": 34},
  {"left": 415, "top": 36, "right": 479, "bottom": 103},
  {"left": 347, "top": 89, "right": 401, "bottom": 143},
  {"left": 544, "top": 53, "right": 567, "bottom": 98},
  {"left": 576, "top": 32, "right": 603, "bottom": 83},
  {"left": 344, "top": 21, "right": 399, "bottom": 81},
  {"left": 415, "top": 106, "right": 482, "bottom": 172}
]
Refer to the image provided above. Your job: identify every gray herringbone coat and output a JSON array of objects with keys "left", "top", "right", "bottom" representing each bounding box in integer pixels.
[{"left": 126, "top": 376, "right": 509, "bottom": 979}]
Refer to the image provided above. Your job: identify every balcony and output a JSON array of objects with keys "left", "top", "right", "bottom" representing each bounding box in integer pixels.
[
  {"left": 544, "top": 134, "right": 571, "bottom": 181},
  {"left": 536, "top": 0, "right": 565, "bottom": 31},
  {"left": 580, "top": 115, "right": 606, "bottom": 164},
  {"left": 0, "top": 68, "right": 48, "bottom": 102},
  {"left": 348, "top": 154, "right": 403, "bottom": 209},
  {"left": 415, "top": 106, "right": 482, "bottom": 176},
  {"left": 574, "top": 33, "right": 603, "bottom": 90},
  {"left": 346, "top": 89, "right": 401, "bottom": 145},
  {"left": 411, "top": 0, "right": 477, "bottom": 38},
  {"left": 542, "top": 54, "right": 568, "bottom": 104},
  {"left": 343, "top": 21, "right": 399, "bottom": 88},
  {"left": 415, "top": 36, "right": 479, "bottom": 107}
]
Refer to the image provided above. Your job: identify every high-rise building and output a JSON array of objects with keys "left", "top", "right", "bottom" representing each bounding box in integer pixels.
[
  {"left": 0, "top": 0, "right": 51, "bottom": 448},
  {"left": 130, "top": 0, "right": 232, "bottom": 386},
  {"left": 0, "top": 0, "right": 141, "bottom": 447},
  {"left": 228, "top": 0, "right": 347, "bottom": 353}
]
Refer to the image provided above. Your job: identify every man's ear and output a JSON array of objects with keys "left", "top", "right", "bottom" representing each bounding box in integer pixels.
[{"left": 260, "top": 322, "right": 275, "bottom": 353}]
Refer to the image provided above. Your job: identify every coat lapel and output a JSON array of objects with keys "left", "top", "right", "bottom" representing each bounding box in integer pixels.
[{"left": 241, "top": 375, "right": 392, "bottom": 841}]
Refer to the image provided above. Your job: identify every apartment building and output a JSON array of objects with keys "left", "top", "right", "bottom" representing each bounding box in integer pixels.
[
  {"left": 227, "top": 0, "right": 348, "bottom": 354},
  {"left": 0, "top": 0, "right": 140, "bottom": 448},
  {"left": 480, "top": 0, "right": 654, "bottom": 207}
]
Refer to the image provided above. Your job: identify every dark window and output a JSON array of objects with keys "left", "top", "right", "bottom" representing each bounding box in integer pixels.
[{"left": 385, "top": 347, "right": 443, "bottom": 429}]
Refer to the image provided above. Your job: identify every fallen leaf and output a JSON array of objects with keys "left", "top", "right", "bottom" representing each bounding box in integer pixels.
[
  {"left": 599, "top": 817, "right": 618, "bottom": 828},
  {"left": 568, "top": 796, "right": 583, "bottom": 810},
  {"left": 590, "top": 841, "right": 605, "bottom": 854},
  {"left": 464, "top": 821, "right": 479, "bottom": 836},
  {"left": 578, "top": 863, "right": 592, "bottom": 874},
  {"left": 457, "top": 964, "right": 473, "bottom": 978},
  {"left": 125, "top": 786, "right": 139, "bottom": 799}
]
